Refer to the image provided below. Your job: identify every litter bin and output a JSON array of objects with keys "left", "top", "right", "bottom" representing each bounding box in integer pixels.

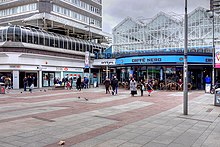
[
  {"left": 0, "top": 83, "right": 5, "bottom": 94},
  {"left": 214, "top": 88, "right": 220, "bottom": 106}
]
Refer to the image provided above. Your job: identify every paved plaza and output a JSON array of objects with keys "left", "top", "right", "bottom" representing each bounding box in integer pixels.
[{"left": 0, "top": 86, "right": 220, "bottom": 147}]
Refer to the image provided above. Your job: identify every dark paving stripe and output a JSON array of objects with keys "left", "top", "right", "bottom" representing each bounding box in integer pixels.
[
  {"left": 177, "top": 116, "right": 213, "bottom": 123},
  {"left": 32, "top": 116, "right": 56, "bottom": 122}
]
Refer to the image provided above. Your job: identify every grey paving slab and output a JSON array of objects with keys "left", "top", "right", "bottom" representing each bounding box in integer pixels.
[
  {"left": 22, "top": 141, "right": 47, "bottom": 147},
  {"left": 116, "top": 132, "right": 140, "bottom": 140},
  {"left": 5, "top": 140, "right": 27, "bottom": 147},
  {"left": 152, "top": 134, "right": 177, "bottom": 145},
  {"left": 142, "top": 130, "right": 164, "bottom": 138},
  {"left": 128, "top": 135, "right": 152, "bottom": 145},
  {"left": 202, "top": 132, "right": 220, "bottom": 147},
  {"left": 70, "top": 138, "right": 104, "bottom": 147},
  {"left": 142, "top": 141, "right": 167, "bottom": 147},
  {"left": 95, "top": 139, "right": 127, "bottom": 147},
  {"left": 167, "top": 142, "right": 187, "bottom": 147},
  {"left": 0, "top": 142, "right": 17, "bottom": 147},
  {"left": 118, "top": 142, "right": 143, "bottom": 147},
  {"left": 95, "top": 132, "right": 121, "bottom": 141}
]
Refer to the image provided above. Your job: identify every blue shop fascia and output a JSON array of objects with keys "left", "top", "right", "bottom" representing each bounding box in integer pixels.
[{"left": 113, "top": 54, "right": 213, "bottom": 90}]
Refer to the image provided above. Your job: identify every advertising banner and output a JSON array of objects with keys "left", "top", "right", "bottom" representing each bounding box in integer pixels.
[{"left": 85, "top": 51, "right": 90, "bottom": 68}]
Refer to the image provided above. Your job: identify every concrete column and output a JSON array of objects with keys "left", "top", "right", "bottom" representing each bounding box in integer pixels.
[
  {"left": 13, "top": 70, "right": 19, "bottom": 89},
  {"left": 61, "top": 71, "right": 64, "bottom": 80},
  {"left": 39, "top": 70, "right": 42, "bottom": 88}
]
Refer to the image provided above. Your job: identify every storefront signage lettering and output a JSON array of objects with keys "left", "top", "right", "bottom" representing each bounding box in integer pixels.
[
  {"left": 132, "top": 58, "right": 161, "bottom": 63},
  {"left": 10, "top": 65, "right": 21, "bottom": 68},
  {"left": 64, "top": 67, "right": 68, "bottom": 71},
  {"left": 56, "top": 67, "right": 63, "bottom": 71},
  {"left": 101, "top": 61, "right": 114, "bottom": 65},
  {"left": 205, "top": 58, "right": 212, "bottom": 62},
  {"left": 116, "top": 55, "right": 212, "bottom": 65}
]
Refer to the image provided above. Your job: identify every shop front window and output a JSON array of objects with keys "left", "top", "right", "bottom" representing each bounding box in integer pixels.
[{"left": 43, "top": 72, "right": 55, "bottom": 87}]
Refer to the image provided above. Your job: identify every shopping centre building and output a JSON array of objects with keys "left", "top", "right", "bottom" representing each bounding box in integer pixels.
[
  {"left": 0, "top": 0, "right": 111, "bottom": 89},
  {"left": 106, "top": 7, "right": 220, "bottom": 90}
]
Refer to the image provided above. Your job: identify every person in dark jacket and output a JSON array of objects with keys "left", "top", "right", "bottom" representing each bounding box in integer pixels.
[
  {"left": 76, "top": 75, "right": 81, "bottom": 91},
  {"left": 23, "top": 77, "right": 28, "bottom": 91},
  {"left": 104, "top": 76, "right": 111, "bottom": 94},
  {"left": 27, "top": 76, "right": 33, "bottom": 92},
  {"left": 111, "top": 76, "right": 118, "bottom": 95}
]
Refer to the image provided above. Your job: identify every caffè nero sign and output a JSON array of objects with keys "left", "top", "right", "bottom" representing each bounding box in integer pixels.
[{"left": 132, "top": 58, "right": 162, "bottom": 63}]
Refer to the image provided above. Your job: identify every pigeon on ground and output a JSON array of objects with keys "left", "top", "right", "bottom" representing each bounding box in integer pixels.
[
  {"left": 78, "top": 96, "right": 80, "bottom": 99},
  {"left": 44, "top": 89, "right": 46, "bottom": 92},
  {"left": 85, "top": 98, "right": 88, "bottom": 101}
]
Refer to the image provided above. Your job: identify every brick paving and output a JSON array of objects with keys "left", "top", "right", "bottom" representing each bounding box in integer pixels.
[{"left": 0, "top": 87, "right": 219, "bottom": 147}]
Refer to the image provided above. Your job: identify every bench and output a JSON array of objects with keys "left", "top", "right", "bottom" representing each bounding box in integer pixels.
[{"left": 52, "top": 85, "right": 65, "bottom": 90}]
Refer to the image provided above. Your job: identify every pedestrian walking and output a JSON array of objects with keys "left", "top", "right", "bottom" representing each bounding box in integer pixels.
[
  {"left": 84, "top": 76, "right": 89, "bottom": 89},
  {"left": 76, "top": 75, "right": 81, "bottom": 91},
  {"left": 140, "top": 79, "right": 145, "bottom": 96},
  {"left": 205, "top": 75, "right": 211, "bottom": 93},
  {"left": 114, "top": 76, "right": 119, "bottom": 95},
  {"left": 66, "top": 80, "right": 71, "bottom": 90},
  {"left": 103, "top": 76, "right": 111, "bottom": 94},
  {"left": 147, "top": 82, "right": 153, "bottom": 96},
  {"left": 27, "top": 76, "right": 33, "bottom": 92},
  {"left": 23, "top": 77, "right": 28, "bottom": 91},
  {"left": 111, "top": 76, "right": 118, "bottom": 95},
  {"left": 130, "top": 78, "right": 137, "bottom": 96}
]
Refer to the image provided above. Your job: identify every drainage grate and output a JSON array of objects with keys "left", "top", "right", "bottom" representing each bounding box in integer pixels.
[
  {"left": 177, "top": 116, "right": 213, "bottom": 123},
  {"left": 32, "top": 116, "right": 55, "bottom": 122},
  {"left": 206, "top": 108, "right": 213, "bottom": 112}
]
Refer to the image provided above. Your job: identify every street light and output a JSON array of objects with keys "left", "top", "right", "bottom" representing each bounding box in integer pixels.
[
  {"left": 85, "top": 19, "right": 94, "bottom": 88},
  {"left": 211, "top": 9, "right": 215, "bottom": 88},
  {"left": 183, "top": 0, "right": 188, "bottom": 115}
]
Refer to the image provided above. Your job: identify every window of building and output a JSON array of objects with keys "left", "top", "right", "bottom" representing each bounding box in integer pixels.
[
  {"left": 27, "top": 31, "right": 33, "bottom": 43},
  {"left": 7, "top": 26, "right": 14, "bottom": 41},
  {"left": 0, "top": 3, "right": 37, "bottom": 18},
  {"left": 15, "top": 27, "right": 21, "bottom": 42},
  {"left": 22, "top": 29, "right": 27, "bottom": 43}
]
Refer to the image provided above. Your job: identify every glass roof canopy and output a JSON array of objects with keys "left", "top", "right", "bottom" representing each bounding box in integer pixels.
[{"left": 113, "top": 7, "right": 220, "bottom": 53}]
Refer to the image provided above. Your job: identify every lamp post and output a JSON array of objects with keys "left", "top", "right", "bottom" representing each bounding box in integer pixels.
[
  {"left": 183, "top": 0, "right": 188, "bottom": 115},
  {"left": 87, "top": 19, "right": 94, "bottom": 88},
  {"left": 212, "top": 8, "right": 215, "bottom": 88}
]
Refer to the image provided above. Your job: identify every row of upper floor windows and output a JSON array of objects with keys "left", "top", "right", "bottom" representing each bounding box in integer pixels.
[
  {"left": 91, "top": 0, "right": 102, "bottom": 4},
  {"left": 61, "top": 0, "right": 101, "bottom": 16},
  {"left": 53, "top": 5, "right": 101, "bottom": 28},
  {"left": 0, "top": 26, "right": 106, "bottom": 53},
  {"left": 0, "top": 3, "right": 37, "bottom": 18},
  {"left": 0, "top": 0, "right": 102, "bottom": 4}
]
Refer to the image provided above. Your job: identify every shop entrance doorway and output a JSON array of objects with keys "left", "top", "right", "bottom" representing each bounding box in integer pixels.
[{"left": 19, "top": 72, "right": 38, "bottom": 88}]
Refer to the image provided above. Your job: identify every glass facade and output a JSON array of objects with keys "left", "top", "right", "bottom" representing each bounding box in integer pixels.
[{"left": 0, "top": 26, "right": 106, "bottom": 53}]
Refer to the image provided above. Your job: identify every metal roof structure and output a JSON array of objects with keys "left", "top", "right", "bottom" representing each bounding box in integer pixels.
[{"left": 113, "top": 7, "right": 220, "bottom": 53}]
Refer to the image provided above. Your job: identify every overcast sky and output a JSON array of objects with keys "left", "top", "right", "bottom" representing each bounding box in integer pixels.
[{"left": 102, "top": 0, "right": 210, "bottom": 34}]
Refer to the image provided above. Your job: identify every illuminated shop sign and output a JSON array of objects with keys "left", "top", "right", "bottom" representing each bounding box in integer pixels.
[
  {"left": 132, "top": 58, "right": 161, "bottom": 62},
  {"left": 116, "top": 55, "right": 212, "bottom": 65}
]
